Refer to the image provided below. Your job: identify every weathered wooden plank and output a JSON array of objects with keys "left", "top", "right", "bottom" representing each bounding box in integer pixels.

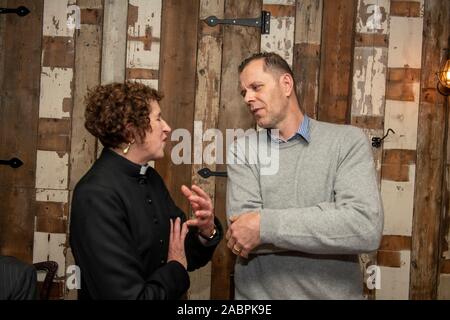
[
  {"left": 438, "top": 274, "right": 450, "bottom": 300},
  {"left": 261, "top": 2, "right": 296, "bottom": 66},
  {"left": 37, "top": 118, "right": 71, "bottom": 152},
  {"left": 0, "top": 0, "right": 44, "bottom": 189},
  {"left": 42, "top": 36, "right": 75, "bottom": 68},
  {"left": 126, "top": 0, "right": 162, "bottom": 84},
  {"left": 377, "top": 251, "right": 411, "bottom": 299},
  {"left": 211, "top": 0, "right": 262, "bottom": 300},
  {"left": 441, "top": 260, "right": 450, "bottom": 274},
  {"left": 390, "top": 0, "right": 421, "bottom": 17},
  {"left": 157, "top": 0, "right": 199, "bottom": 215},
  {"left": 381, "top": 149, "right": 416, "bottom": 182},
  {"left": 101, "top": 0, "right": 128, "bottom": 84},
  {"left": 377, "top": 250, "right": 401, "bottom": 268},
  {"left": 293, "top": 0, "right": 323, "bottom": 119},
  {"left": 351, "top": 116, "right": 384, "bottom": 130},
  {"left": 0, "top": 187, "right": 36, "bottom": 263},
  {"left": 318, "top": 0, "right": 357, "bottom": 124},
  {"left": 380, "top": 235, "right": 412, "bottom": 251},
  {"left": 189, "top": 0, "right": 225, "bottom": 300},
  {"left": 410, "top": 0, "right": 449, "bottom": 300},
  {"left": 381, "top": 167, "right": 415, "bottom": 236},
  {"left": 33, "top": 232, "right": 66, "bottom": 278},
  {"left": 36, "top": 201, "right": 68, "bottom": 234},
  {"left": 355, "top": 33, "right": 388, "bottom": 47},
  {"left": 69, "top": 0, "right": 103, "bottom": 190},
  {"left": 351, "top": 0, "right": 390, "bottom": 300}
]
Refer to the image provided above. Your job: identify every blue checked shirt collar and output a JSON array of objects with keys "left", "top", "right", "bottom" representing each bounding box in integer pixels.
[{"left": 268, "top": 115, "right": 311, "bottom": 144}]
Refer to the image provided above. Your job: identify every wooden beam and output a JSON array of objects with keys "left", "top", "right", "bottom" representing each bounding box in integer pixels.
[
  {"left": 293, "top": 0, "right": 323, "bottom": 119},
  {"left": 211, "top": 0, "right": 261, "bottom": 300},
  {"left": 157, "top": 0, "right": 200, "bottom": 214},
  {"left": 410, "top": 0, "right": 450, "bottom": 300},
  {"left": 69, "top": 0, "right": 103, "bottom": 190},
  {"left": 318, "top": 0, "right": 357, "bottom": 124},
  {"left": 0, "top": 0, "right": 44, "bottom": 263}
]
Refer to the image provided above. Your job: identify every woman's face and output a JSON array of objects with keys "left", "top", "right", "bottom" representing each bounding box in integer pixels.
[{"left": 135, "top": 100, "right": 171, "bottom": 161}]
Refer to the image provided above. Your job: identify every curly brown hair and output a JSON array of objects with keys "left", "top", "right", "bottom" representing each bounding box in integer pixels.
[{"left": 84, "top": 82, "right": 163, "bottom": 148}]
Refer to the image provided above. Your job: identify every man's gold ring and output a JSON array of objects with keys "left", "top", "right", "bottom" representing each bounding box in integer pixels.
[{"left": 233, "top": 246, "right": 242, "bottom": 253}]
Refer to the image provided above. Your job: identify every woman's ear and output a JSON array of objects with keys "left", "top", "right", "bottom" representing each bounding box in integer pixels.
[
  {"left": 279, "top": 73, "right": 294, "bottom": 97},
  {"left": 124, "top": 123, "right": 137, "bottom": 143}
]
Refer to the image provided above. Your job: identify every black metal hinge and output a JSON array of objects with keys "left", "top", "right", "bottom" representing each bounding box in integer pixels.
[
  {"left": 198, "top": 168, "right": 227, "bottom": 179},
  {"left": 0, "top": 6, "right": 30, "bottom": 17},
  {"left": 204, "top": 11, "right": 271, "bottom": 34},
  {"left": 0, "top": 157, "right": 23, "bottom": 169}
]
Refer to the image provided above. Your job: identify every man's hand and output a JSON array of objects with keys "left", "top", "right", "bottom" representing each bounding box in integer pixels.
[
  {"left": 181, "top": 185, "right": 215, "bottom": 238},
  {"left": 167, "top": 218, "right": 188, "bottom": 269},
  {"left": 226, "top": 212, "right": 261, "bottom": 258}
]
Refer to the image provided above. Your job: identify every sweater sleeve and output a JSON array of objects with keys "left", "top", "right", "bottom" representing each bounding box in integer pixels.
[
  {"left": 227, "top": 127, "right": 384, "bottom": 255},
  {"left": 70, "top": 184, "right": 189, "bottom": 300}
]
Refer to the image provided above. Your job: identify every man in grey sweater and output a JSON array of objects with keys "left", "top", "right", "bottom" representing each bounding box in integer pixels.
[{"left": 226, "top": 52, "right": 384, "bottom": 299}]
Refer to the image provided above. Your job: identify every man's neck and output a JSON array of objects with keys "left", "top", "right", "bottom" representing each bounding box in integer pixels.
[{"left": 277, "top": 104, "right": 304, "bottom": 141}]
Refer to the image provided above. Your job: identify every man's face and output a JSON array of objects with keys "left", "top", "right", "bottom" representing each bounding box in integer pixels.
[{"left": 239, "top": 59, "right": 289, "bottom": 129}]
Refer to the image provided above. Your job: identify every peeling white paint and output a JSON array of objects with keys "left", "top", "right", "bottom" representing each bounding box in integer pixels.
[
  {"left": 352, "top": 47, "right": 387, "bottom": 116},
  {"left": 381, "top": 165, "right": 415, "bottom": 236},
  {"left": 388, "top": 16, "right": 424, "bottom": 68},
  {"left": 36, "top": 189, "right": 69, "bottom": 203},
  {"left": 43, "top": 0, "right": 76, "bottom": 37},
  {"left": 127, "top": 0, "right": 162, "bottom": 71},
  {"left": 261, "top": 16, "right": 295, "bottom": 67},
  {"left": 376, "top": 250, "right": 411, "bottom": 300},
  {"left": 39, "top": 67, "right": 73, "bottom": 119},
  {"left": 33, "top": 232, "right": 67, "bottom": 278},
  {"left": 356, "top": 0, "right": 390, "bottom": 34},
  {"left": 36, "top": 151, "right": 69, "bottom": 190},
  {"left": 133, "top": 79, "right": 159, "bottom": 90},
  {"left": 383, "top": 85, "right": 420, "bottom": 150}
]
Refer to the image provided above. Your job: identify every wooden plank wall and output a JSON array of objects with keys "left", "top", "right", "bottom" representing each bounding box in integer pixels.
[
  {"left": 378, "top": 0, "right": 424, "bottom": 300},
  {"left": 412, "top": 0, "right": 449, "bottom": 300},
  {"left": 0, "top": 0, "right": 43, "bottom": 264},
  {"left": 350, "top": 0, "right": 390, "bottom": 300},
  {"left": 1, "top": 0, "right": 449, "bottom": 300}
]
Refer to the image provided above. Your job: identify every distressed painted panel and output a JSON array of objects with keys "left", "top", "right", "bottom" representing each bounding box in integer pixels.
[
  {"left": 35, "top": 151, "right": 69, "bottom": 190},
  {"left": 33, "top": 232, "right": 67, "bottom": 278},
  {"left": 383, "top": 99, "right": 419, "bottom": 150},
  {"left": 43, "top": 0, "right": 76, "bottom": 37},
  {"left": 376, "top": 250, "right": 411, "bottom": 299},
  {"left": 293, "top": 0, "right": 323, "bottom": 119},
  {"left": 438, "top": 274, "right": 450, "bottom": 300},
  {"left": 352, "top": 47, "right": 388, "bottom": 116},
  {"left": 261, "top": 3, "right": 295, "bottom": 67},
  {"left": 387, "top": 16, "right": 423, "bottom": 68},
  {"left": 189, "top": 0, "right": 225, "bottom": 300},
  {"left": 36, "top": 189, "right": 69, "bottom": 203},
  {"left": 295, "top": 0, "right": 323, "bottom": 45},
  {"left": 127, "top": 0, "right": 162, "bottom": 71},
  {"left": 356, "top": 0, "right": 389, "bottom": 34},
  {"left": 101, "top": 0, "right": 128, "bottom": 84},
  {"left": 381, "top": 165, "right": 415, "bottom": 236},
  {"left": 264, "top": 0, "right": 295, "bottom": 4},
  {"left": 39, "top": 67, "right": 73, "bottom": 119}
]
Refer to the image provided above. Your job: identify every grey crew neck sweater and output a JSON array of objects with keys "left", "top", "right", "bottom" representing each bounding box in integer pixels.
[{"left": 226, "top": 119, "right": 384, "bottom": 299}]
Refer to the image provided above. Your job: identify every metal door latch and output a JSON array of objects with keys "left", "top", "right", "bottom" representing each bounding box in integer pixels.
[
  {"left": 0, "top": 158, "right": 23, "bottom": 168},
  {"left": 0, "top": 6, "right": 30, "bottom": 17},
  {"left": 198, "top": 168, "right": 227, "bottom": 179},
  {"left": 372, "top": 128, "right": 395, "bottom": 148},
  {"left": 204, "top": 11, "right": 271, "bottom": 34}
]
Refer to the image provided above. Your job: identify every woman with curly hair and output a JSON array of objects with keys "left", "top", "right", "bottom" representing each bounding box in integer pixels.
[{"left": 70, "top": 82, "right": 222, "bottom": 300}]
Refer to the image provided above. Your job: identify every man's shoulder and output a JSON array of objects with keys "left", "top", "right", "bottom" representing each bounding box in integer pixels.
[{"left": 311, "top": 119, "right": 365, "bottom": 141}]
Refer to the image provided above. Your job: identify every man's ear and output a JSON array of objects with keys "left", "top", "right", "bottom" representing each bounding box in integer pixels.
[{"left": 279, "top": 73, "right": 294, "bottom": 97}]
